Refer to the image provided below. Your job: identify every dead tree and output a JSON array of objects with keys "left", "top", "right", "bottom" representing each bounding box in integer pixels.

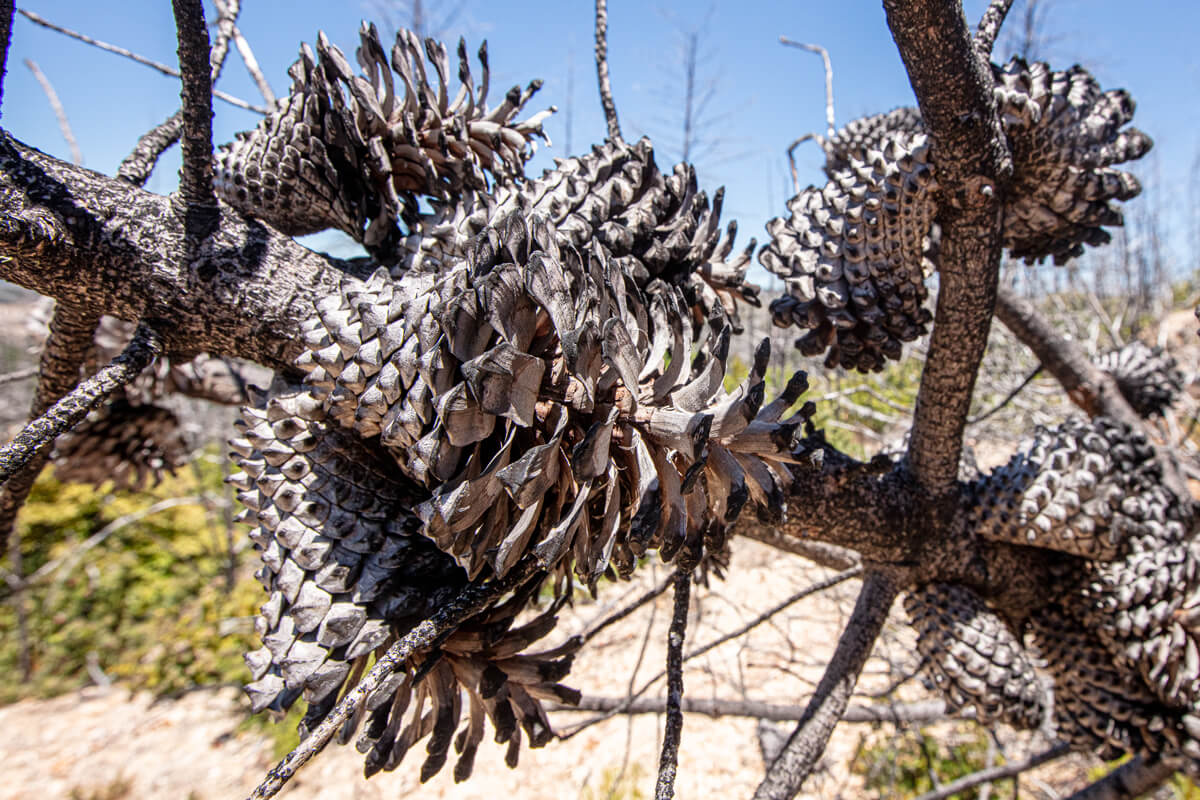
[{"left": 0, "top": 1, "right": 1197, "bottom": 799}]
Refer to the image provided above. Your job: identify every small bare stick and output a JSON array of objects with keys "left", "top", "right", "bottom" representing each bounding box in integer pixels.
[
  {"left": 0, "top": 322, "right": 161, "bottom": 485},
  {"left": 912, "top": 742, "right": 1068, "bottom": 800},
  {"left": 655, "top": 567, "right": 693, "bottom": 800},
  {"left": 974, "top": 0, "right": 1016, "bottom": 58},
  {"left": 230, "top": 24, "right": 275, "bottom": 105},
  {"left": 16, "top": 9, "right": 267, "bottom": 113},
  {"left": 594, "top": 0, "right": 622, "bottom": 141},
  {"left": 753, "top": 570, "right": 898, "bottom": 800},
  {"left": 1063, "top": 756, "right": 1176, "bottom": 800},
  {"left": 779, "top": 37, "right": 835, "bottom": 138},
  {"left": 24, "top": 59, "right": 80, "bottom": 165},
  {"left": 559, "top": 695, "right": 950, "bottom": 724},
  {"left": 786, "top": 132, "right": 820, "bottom": 195},
  {"left": 578, "top": 573, "right": 673, "bottom": 645},
  {"left": 246, "top": 560, "right": 539, "bottom": 800}
]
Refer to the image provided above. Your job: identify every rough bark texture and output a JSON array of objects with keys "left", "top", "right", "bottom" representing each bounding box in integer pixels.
[
  {"left": 0, "top": 133, "right": 366, "bottom": 369},
  {"left": 170, "top": 0, "right": 216, "bottom": 212},
  {"left": 753, "top": 571, "right": 899, "bottom": 799},
  {"left": 884, "top": 0, "right": 1011, "bottom": 498}
]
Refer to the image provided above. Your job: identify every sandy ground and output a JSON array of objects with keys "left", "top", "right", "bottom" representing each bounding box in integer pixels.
[{"left": 0, "top": 539, "right": 1119, "bottom": 800}]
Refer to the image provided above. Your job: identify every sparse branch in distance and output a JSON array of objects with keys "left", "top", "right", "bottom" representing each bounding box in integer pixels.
[
  {"left": 229, "top": 24, "right": 275, "bottom": 105},
  {"left": 974, "top": 0, "right": 1016, "bottom": 57},
  {"left": 16, "top": 9, "right": 267, "bottom": 113},
  {"left": 594, "top": 0, "right": 622, "bottom": 141},
  {"left": 912, "top": 742, "right": 1068, "bottom": 800},
  {"left": 786, "top": 132, "right": 819, "bottom": 195},
  {"left": 24, "top": 58, "right": 80, "bottom": 165},
  {"left": 779, "top": 37, "right": 835, "bottom": 137}
]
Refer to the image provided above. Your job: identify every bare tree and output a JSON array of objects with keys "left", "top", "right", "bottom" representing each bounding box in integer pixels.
[{"left": 0, "top": 2, "right": 1197, "bottom": 800}]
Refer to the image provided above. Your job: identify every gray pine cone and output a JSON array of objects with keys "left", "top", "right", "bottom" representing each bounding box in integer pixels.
[
  {"left": 763, "top": 60, "right": 1149, "bottom": 371},
  {"left": 229, "top": 379, "right": 576, "bottom": 782},
  {"left": 214, "top": 24, "right": 554, "bottom": 259},
  {"left": 905, "top": 583, "right": 1046, "bottom": 729},
  {"left": 1094, "top": 341, "right": 1183, "bottom": 418},
  {"left": 965, "top": 416, "right": 1176, "bottom": 560},
  {"left": 1030, "top": 605, "right": 1200, "bottom": 775}
]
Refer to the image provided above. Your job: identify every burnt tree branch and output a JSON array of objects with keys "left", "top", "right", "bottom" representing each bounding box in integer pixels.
[
  {"left": 654, "top": 567, "right": 693, "bottom": 800},
  {"left": 753, "top": 570, "right": 899, "bottom": 800},
  {"left": 170, "top": 0, "right": 217, "bottom": 213},
  {"left": 884, "top": 0, "right": 1011, "bottom": 499}
]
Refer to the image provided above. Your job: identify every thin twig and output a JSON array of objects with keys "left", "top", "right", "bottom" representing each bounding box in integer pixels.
[
  {"left": 0, "top": 322, "right": 161, "bottom": 485},
  {"left": 655, "top": 567, "right": 693, "bottom": 800},
  {"left": 16, "top": 9, "right": 266, "bottom": 113},
  {"left": 230, "top": 23, "right": 275, "bottom": 105},
  {"left": 579, "top": 573, "right": 674, "bottom": 645},
  {"left": 23, "top": 59, "right": 79, "bottom": 164},
  {"left": 557, "top": 696, "right": 950, "bottom": 725},
  {"left": 974, "top": 0, "right": 1016, "bottom": 58},
  {"left": 594, "top": 0, "right": 622, "bottom": 142},
  {"left": 171, "top": 0, "right": 217, "bottom": 212},
  {"left": 753, "top": 570, "right": 899, "bottom": 800},
  {"left": 913, "top": 743, "right": 1069, "bottom": 800},
  {"left": 968, "top": 365, "right": 1043, "bottom": 425},
  {"left": 245, "top": 559, "right": 539, "bottom": 800},
  {"left": 779, "top": 37, "right": 835, "bottom": 137},
  {"left": 1062, "top": 756, "right": 1175, "bottom": 800},
  {"left": 0, "top": 366, "right": 36, "bottom": 385},
  {"left": 786, "top": 132, "right": 820, "bottom": 195}
]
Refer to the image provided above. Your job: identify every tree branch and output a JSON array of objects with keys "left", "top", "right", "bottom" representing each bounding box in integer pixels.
[
  {"left": 16, "top": 9, "right": 267, "bottom": 113},
  {"left": 560, "top": 696, "right": 951, "bottom": 725},
  {"left": 778, "top": 38, "right": 834, "bottom": 137},
  {"left": 0, "top": 321, "right": 161, "bottom": 484},
  {"left": 655, "top": 567, "right": 693, "bottom": 800},
  {"left": 1062, "top": 757, "right": 1176, "bottom": 800},
  {"left": 753, "top": 570, "right": 899, "bottom": 800},
  {"left": 229, "top": 23, "right": 275, "bottom": 105},
  {"left": 0, "top": 0, "right": 11, "bottom": 116},
  {"left": 0, "top": 132, "right": 366, "bottom": 369},
  {"left": 884, "top": 0, "right": 1011, "bottom": 499},
  {"left": 23, "top": 59, "right": 79, "bottom": 165},
  {"left": 974, "top": 0, "right": 1016, "bottom": 58},
  {"left": 246, "top": 560, "right": 539, "bottom": 800},
  {"left": 913, "top": 743, "right": 1069, "bottom": 800},
  {"left": 594, "top": 0, "right": 622, "bottom": 141},
  {"left": 170, "top": 0, "right": 216, "bottom": 213}
]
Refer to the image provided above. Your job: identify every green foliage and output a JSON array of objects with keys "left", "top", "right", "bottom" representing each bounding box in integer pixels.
[
  {"left": 852, "top": 726, "right": 996, "bottom": 799},
  {"left": 580, "top": 762, "right": 648, "bottom": 800},
  {"left": 0, "top": 456, "right": 263, "bottom": 704},
  {"left": 66, "top": 774, "right": 133, "bottom": 800}
]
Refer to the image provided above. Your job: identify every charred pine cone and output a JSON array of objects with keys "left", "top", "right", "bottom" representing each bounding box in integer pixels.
[
  {"left": 905, "top": 583, "right": 1046, "bottom": 729},
  {"left": 1094, "top": 341, "right": 1183, "bottom": 418},
  {"left": 52, "top": 398, "right": 187, "bottom": 489},
  {"left": 230, "top": 380, "right": 578, "bottom": 782},
  {"left": 214, "top": 24, "right": 553, "bottom": 260},
  {"left": 965, "top": 416, "right": 1177, "bottom": 560},
  {"left": 763, "top": 59, "right": 1150, "bottom": 371}
]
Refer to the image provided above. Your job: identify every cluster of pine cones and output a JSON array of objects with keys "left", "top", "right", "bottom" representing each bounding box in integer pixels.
[
  {"left": 909, "top": 414, "right": 1200, "bottom": 774},
  {"left": 762, "top": 58, "right": 1153, "bottom": 372},
  {"left": 221, "top": 25, "right": 814, "bottom": 782}
]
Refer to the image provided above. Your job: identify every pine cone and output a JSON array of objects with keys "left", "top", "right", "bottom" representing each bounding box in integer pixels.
[
  {"left": 965, "top": 417, "right": 1177, "bottom": 560},
  {"left": 296, "top": 209, "right": 810, "bottom": 583},
  {"left": 762, "top": 61, "right": 1149, "bottom": 370},
  {"left": 1094, "top": 341, "right": 1183, "bottom": 418},
  {"left": 760, "top": 130, "right": 937, "bottom": 372},
  {"left": 229, "top": 380, "right": 577, "bottom": 781},
  {"left": 820, "top": 107, "right": 925, "bottom": 178},
  {"left": 52, "top": 398, "right": 187, "bottom": 490},
  {"left": 214, "top": 24, "right": 554, "bottom": 259},
  {"left": 905, "top": 583, "right": 1046, "bottom": 728},
  {"left": 996, "top": 59, "right": 1152, "bottom": 265},
  {"left": 1030, "top": 605, "right": 1200, "bottom": 774}
]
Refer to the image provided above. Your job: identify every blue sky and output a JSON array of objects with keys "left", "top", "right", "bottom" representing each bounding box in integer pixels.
[{"left": 3, "top": 1, "right": 1198, "bottom": 281}]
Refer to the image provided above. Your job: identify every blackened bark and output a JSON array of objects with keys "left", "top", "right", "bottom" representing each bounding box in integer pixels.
[
  {"left": 753, "top": 571, "right": 899, "bottom": 799},
  {"left": 0, "top": 0, "right": 12, "bottom": 117},
  {"left": 171, "top": 0, "right": 217, "bottom": 213},
  {"left": 884, "top": 0, "right": 1011, "bottom": 499},
  {"left": 0, "top": 132, "right": 368, "bottom": 369}
]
